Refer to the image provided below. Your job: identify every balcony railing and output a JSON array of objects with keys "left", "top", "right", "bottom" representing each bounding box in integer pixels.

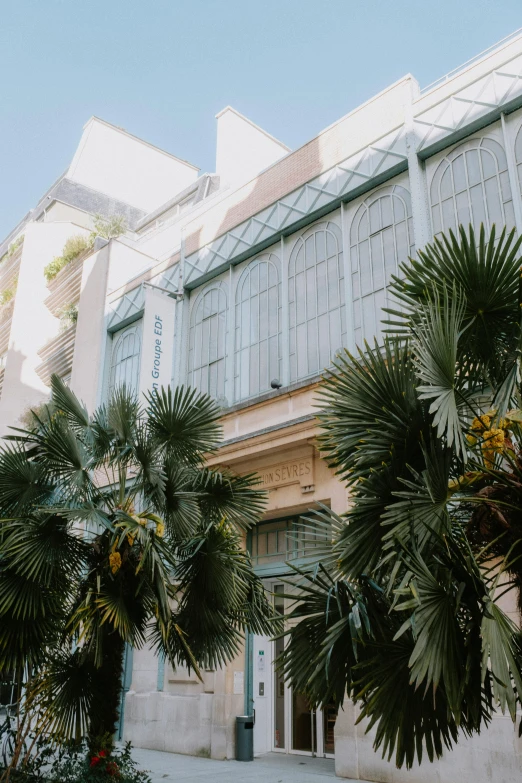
[{"left": 421, "top": 27, "right": 522, "bottom": 94}]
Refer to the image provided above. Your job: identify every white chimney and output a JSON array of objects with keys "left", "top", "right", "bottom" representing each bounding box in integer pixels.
[{"left": 215, "top": 106, "right": 290, "bottom": 189}]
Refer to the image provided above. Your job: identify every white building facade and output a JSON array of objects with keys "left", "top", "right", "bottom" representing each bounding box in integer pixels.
[{"left": 2, "top": 29, "right": 522, "bottom": 783}]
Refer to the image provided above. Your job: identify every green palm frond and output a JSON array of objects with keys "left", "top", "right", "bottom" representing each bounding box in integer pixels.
[
  {"left": 381, "top": 440, "right": 453, "bottom": 549},
  {"left": 145, "top": 459, "right": 201, "bottom": 542},
  {"left": 30, "top": 416, "right": 94, "bottom": 496},
  {"left": 387, "top": 224, "right": 522, "bottom": 389},
  {"left": 146, "top": 385, "right": 222, "bottom": 462},
  {"left": 171, "top": 519, "right": 272, "bottom": 669},
  {"left": 412, "top": 284, "right": 469, "bottom": 455},
  {"left": 50, "top": 374, "right": 90, "bottom": 430},
  {"left": 193, "top": 467, "right": 267, "bottom": 529},
  {"left": 355, "top": 635, "right": 464, "bottom": 769},
  {"left": 336, "top": 467, "right": 397, "bottom": 578},
  {"left": 106, "top": 383, "right": 141, "bottom": 450},
  {"left": 481, "top": 602, "right": 522, "bottom": 720},
  {"left": 318, "top": 339, "right": 428, "bottom": 485},
  {"left": 0, "top": 568, "right": 65, "bottom": 671},
  {"left": 0, "top": 514, "right": 87, "bottom": 586},
  {"left": 0, "top": 445, "right": 52, "bottom": 512},
  {"left": 0, "top": 376, "right": 272, "bottom": 749},
  {"left": 36, "top": 651, "right": 100, "bottom": 741},
  {"left": 279, "top": 567, "right": 374, "bottom": 708},
  {"left": 283, "top": 224, "right": 522, "bottom": 768}
]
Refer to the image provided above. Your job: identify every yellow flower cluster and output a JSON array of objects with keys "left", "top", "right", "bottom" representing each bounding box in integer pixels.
[
  {"left": 122, "top": 513, "right": 166, "bottom": 543},
  {"left": 471, "top": 414, "right": 491, "bottom": 432},
  {"left": 109, "top": 551, "right": 122, "bottom": 574},
  {"left": 467, "top": 410, "right": 510, "bottom": 469},
  {"left": 483, "top": 428, "right": 505, "bottom": 449}
]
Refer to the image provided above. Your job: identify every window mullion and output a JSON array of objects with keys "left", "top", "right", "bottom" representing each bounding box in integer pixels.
[
  {"left": 341, "top": 201, "right": 356, "bottom": 354},
  {"left": 225, "top": 267, "right": 235, "bottom": 405},
  {"left": 281, "top": 236, "right": 290, "bottom": 386},
  {"left": 501, "top": 112, "right": 522, "bottom": 235}
]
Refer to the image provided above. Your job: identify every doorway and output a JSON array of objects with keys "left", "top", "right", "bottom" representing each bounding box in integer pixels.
[{"left": 252, "top": 582, "right": 337, "bottom": 758}]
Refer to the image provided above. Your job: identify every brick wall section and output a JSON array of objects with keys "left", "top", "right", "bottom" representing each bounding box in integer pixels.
[{"left": 184, "top": 76, "right": 415, "bottom": 256}]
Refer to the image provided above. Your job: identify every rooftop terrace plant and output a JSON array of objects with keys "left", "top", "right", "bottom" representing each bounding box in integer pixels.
[
  {"left": 0, "top": 277, "right": 18, "bottom": 307},
  {"left": 44, "top": 214, "right": 127, "bottom": 283},
  {"left": 44, "top": 235, "right": 90, "bottom": 283},
  {"left": 0, "top": 235, "right": 24, "bottom": 267},
  {"left": 58, "top": 302, "right": 78, "bottom": 331}
]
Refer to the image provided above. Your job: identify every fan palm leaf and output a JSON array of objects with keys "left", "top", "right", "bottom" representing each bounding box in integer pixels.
[
  {"left": 0, "top": 375, "right": 272, "bottom": 753},
  {"left": 282, "top": 224, "right": 522, "bottom": 769}
]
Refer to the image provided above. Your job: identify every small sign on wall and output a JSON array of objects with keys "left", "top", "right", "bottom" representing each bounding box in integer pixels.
[
  {"left": 233, "top": 671, "right": 244, "bottom": 695},
  {"left": 139, "top": 286, "right": 176, "bottom": 400},
  {"left": 257, "top": 650, "right": 265, "bottom": 674}
]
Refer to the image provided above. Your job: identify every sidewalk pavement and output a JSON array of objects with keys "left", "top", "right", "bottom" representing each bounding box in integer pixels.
[{"left": 131, "top": 748, "right": 356, "bottom": 783}]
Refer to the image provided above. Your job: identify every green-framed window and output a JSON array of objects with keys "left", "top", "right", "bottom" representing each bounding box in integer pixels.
[{"left": 249, "top": 515, "right": 328, "bottom": 576}]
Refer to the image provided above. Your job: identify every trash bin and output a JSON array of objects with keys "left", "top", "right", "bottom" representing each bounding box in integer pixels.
[{"left": 236, "top": 715, "right": 254, "bottom": 761}]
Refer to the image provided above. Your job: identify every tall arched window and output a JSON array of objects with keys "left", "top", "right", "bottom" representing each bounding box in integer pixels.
[
  {"left": 235, "top": 253, "right": 281, "bottom": 400},
  {"left": 109, "top": 324, "right": 141, "bottom": 394},
  {"left": 350, "top": 184, "right": 414, "bottom": 347},
  {"left": 188, "top": 282, "right": 228, "bottom": 401},
  {"left": 288, "top": 221, "right": 346, "bottom": 382},
  {"left": 430, "top": 136, "right": 515, "bottom": 236}
]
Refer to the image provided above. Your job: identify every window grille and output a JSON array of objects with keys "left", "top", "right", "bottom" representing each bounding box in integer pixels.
[
  {"left": 235, "top": 254, "right": 282, "bottom": 401},
  {"left": 109, "top": 324, "right": 141, "bottom": 394},
  {"left": 430, "top": 136, "right": 515, "bottom": 237},
  {"left": 188, "top": 282, "right": 227, "bottom": 400},
  {"left": 349, "top": 185, "right": 414, "bottom": 347},
  {"left": 288, "top": 222, "right": 346, "bottom": 382}
]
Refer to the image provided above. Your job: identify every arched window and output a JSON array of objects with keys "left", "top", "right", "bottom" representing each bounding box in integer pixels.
[
  {"left": 350, "top": 184, "right": 414, "bottom": 347},
  {"left": 235, "top": 253, "right": 281, "bottom": 400},
  {"left": 188, "top": 282, "right": 228, "bottom": 401},
  {"left": 288, "top": 221, "right": 346, "bottom": 382},
  {"left": 109, "top": 324, "right": 141, "bottom": 394},
  {"left": 430, "top": 136, "right": 515, "bottom": 236}
]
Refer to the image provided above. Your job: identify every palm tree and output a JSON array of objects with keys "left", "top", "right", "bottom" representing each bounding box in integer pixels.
[
  {"left": 0, "top": 377, "right": 273, "bottom": 761},
  {"left": 281, "top": 224, "right": 522, "bottom": 769}
]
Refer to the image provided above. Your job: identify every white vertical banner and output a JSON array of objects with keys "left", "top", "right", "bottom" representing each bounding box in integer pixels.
[{"left": 139, "top": 287, "right": 176, "bottom": 400}]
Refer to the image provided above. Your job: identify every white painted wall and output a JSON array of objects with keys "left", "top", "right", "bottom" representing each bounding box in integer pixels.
[
  {"left": 216, "top": 107, "right": 289, "bottom": 188},
  {"left": 335, "top": 701, "right": 522, "bottom": 783},
  {"left": 67, "top": 118, "right": 199, "bottom": 213},
  {"left": 70, "top": 245, "right": 110, "bottom": 414},
  {"left": 106, "top": 239, "right": 156, "bottom": 294},
  {"left": 0, "top": 222, "right": 89, "bottom": 434},
  {"left": 136, "top": 220, "right": 183, "bottom": 263},
  {"left": 42, "top": 201, "right": 94, "bottom": 229},
  {"left": 124, "top": 642, "right": 245, "bottom": 760}
]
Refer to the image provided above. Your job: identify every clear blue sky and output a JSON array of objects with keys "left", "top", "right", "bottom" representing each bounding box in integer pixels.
[{"left": 1, "top": 0, "right": 521, "bottom": 239}]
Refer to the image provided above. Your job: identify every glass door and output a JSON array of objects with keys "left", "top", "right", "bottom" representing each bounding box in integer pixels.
[
  {"left": 292, "top": 692, "right": 317, "bottom": 753},
  {"left": 271, "top": 582, "right": 337, "bottom": 758},
  {"left": 322, "top": 700, "right": 337, "bottom": 756},
  {"left": 273, "top": 585, "right": 286, "bottom": 750}
]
